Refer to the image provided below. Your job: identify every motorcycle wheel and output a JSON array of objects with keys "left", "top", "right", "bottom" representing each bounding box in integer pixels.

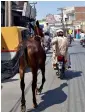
[
  {"left": 82, "top": 43, "right": 85, "bottom": 47},
  {"left": 83, "top": 45, "right": 85, "bottom": 47},
  {"left": 58, "top": 69, "right": 63, "bottom": 79},
  {"left": 58, "top": 67, "right": 65, "bottom": 79}
]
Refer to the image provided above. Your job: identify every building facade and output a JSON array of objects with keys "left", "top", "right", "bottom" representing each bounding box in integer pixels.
[
  {"left": 63, "top": 6, "right": 85, "bottom": 31},
  {"left": 1, "top": 1, "right": 36, "bottom": 27}
]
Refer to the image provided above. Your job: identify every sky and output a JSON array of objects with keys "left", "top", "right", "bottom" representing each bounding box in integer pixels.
[{"left": 35, "top": 1, "right": 85, "bottom": 20}]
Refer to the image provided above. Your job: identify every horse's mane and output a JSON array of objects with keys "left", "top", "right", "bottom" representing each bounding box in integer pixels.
[{"left": 17, "top": 35, "right": 41, "bottom": 52}]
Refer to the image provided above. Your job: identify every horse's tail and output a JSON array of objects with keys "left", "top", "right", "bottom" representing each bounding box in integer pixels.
[{"left": 15, "top": 40, "right": 27, "bottom": 61}]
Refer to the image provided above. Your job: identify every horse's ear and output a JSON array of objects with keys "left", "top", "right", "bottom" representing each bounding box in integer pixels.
[{"left": 36, "top": 20, "right": 39, "bottom": 27}]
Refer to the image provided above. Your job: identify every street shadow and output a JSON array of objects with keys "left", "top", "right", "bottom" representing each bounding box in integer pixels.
[
  {"left": 1, "top": 85, "right": 3, "bottom": 89},
  {"left": 69, "top": 44, "right": 75, "bottom": 47},
  {"left": 68, "top": 45, "right": 72, "bottom": 47},
  {"left": 1, "top": 78, "right": 19, "bottom": 83},
  {"left": 25, "top": 67, "right": 31, "bottom": 73},
  {"left": 27, "top": 83, "right": 68, "bottom": 112},
  {"left": 62, "top": 70, "right": 82, "bottom": 80}
]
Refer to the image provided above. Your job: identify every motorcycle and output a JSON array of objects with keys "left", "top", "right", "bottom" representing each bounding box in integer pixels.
[
  {"left": 56, "top": 56, "right": 65, "bottom": 79},
  {"left": 82, "top": 39, "right": 85, "bottom": 47},
  {"left": 80, "top": 39, "right": 83, "bottom": 45}
]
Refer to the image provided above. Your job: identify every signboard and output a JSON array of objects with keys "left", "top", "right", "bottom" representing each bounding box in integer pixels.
[
  {"left": 55, "top": 22, "right": 62, "bottom": 26},
  {"left": 73, "top": 21, "right": 81, "bottom": 25},
  {"left": 74, "top": 25, "right": 81, "bottom": 29}
]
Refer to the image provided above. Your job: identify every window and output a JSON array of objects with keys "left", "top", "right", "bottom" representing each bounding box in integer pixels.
[{"left": 69, "top": 13, "right": 75, "bottom": 20}]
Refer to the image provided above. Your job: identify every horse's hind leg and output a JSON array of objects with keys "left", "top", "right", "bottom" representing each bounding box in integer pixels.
[
  {"left": 19, "top": 56, "right": 26, "bottom": 112},
  {"left": 31, "top": 67, "right": 38, "bottom": 108},
  {"left": 38, "top": 63, "right": 46, "bottom": 93}
]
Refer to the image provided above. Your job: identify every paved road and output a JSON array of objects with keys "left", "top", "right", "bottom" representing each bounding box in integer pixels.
[{"left": 1, "top": 40, "right": 85, "bottom": 112}]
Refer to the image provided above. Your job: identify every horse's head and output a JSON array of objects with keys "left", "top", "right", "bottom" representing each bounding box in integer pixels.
[
  {"left": 29, "top": 21, "right": 44, "bottom": 43},
  {"left": 34, "top": 20, "right": 44, "bottom": 38}
]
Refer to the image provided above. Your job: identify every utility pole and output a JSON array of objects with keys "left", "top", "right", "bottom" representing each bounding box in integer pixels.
[
  {"left": 29, "top": 2, "right": 37, "bottom": 20},
  {"left": 5, "top": 1, "right": 12, "bottom": 26},
  {"left": 29, "top": 2, "right": 37, "bottom": 8},
  {"left": 5, "top": 1, "right": 8, "bottom": 26},
  {"left": 57, "top": 8, "right": 66, "bottom": 35},
  {"left": 29, "top": 2, "right": 37, "bottom": 33},
  {"left": 8, "top": 1, "right": 12, "bottom": 26}
]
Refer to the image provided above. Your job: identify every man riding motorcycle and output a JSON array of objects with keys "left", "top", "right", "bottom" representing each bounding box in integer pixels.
[
  {"left": 44, "top": 23, "right": 50, "bottom": 34},
  {"left": 51, "top": 29, "right": 71, "bottom": 70},
  {"left": 80, "top": 31, "right": 85, "bottom": 46},
  {"left": 43, "top": 32, "right": 51, "bottom": 49}
]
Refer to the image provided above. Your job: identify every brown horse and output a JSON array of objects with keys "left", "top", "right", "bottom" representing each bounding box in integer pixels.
[{"left": 18, "top": 21, "right": 46, "bottom": 111}]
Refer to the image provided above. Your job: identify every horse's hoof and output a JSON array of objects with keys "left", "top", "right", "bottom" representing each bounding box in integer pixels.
[
  {"left": 36, "top": 88, "right": 41, "bottom": 95},
  {"left": 21, "top": 105, "right": 26, "bottom": 112},
  {"left": 37, "top": 88, "right": 42, "bottom": 94},
  {"left": 60, "top": 75, "right": 64, "bottom": 79},
  {"left": 33, "top": 103, "right": 38, "bottom": 108}
]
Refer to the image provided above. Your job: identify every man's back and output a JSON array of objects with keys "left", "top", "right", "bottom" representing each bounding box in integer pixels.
[
  {"left": 52, "top": 36, "right": 68, "bottom": 56},
  {"left": 80, "top": 33, "right": 85, "bottom": 39}
]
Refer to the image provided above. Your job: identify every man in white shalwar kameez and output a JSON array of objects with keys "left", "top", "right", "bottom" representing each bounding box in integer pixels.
[{"left": 51, "top": 29, "right": 71, "bottom": 69}]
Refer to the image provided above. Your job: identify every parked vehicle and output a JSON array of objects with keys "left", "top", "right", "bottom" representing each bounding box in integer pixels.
[
  {"left": 80, "top": 39, "right": 85, "bottom": 47},
  {"left": 82, "top": 39, "right": 85, "bottom": 47},
  {"left": 80, "top": 39, "right": 83, "bottom": 45}
]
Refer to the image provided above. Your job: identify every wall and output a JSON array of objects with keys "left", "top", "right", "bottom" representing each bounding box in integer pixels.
[
  {"left": 75, "top": 7, "right": 85, "bottom": 21},
  {"left": 1, "top": 27, "right": 22, "bottom": 52}
]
